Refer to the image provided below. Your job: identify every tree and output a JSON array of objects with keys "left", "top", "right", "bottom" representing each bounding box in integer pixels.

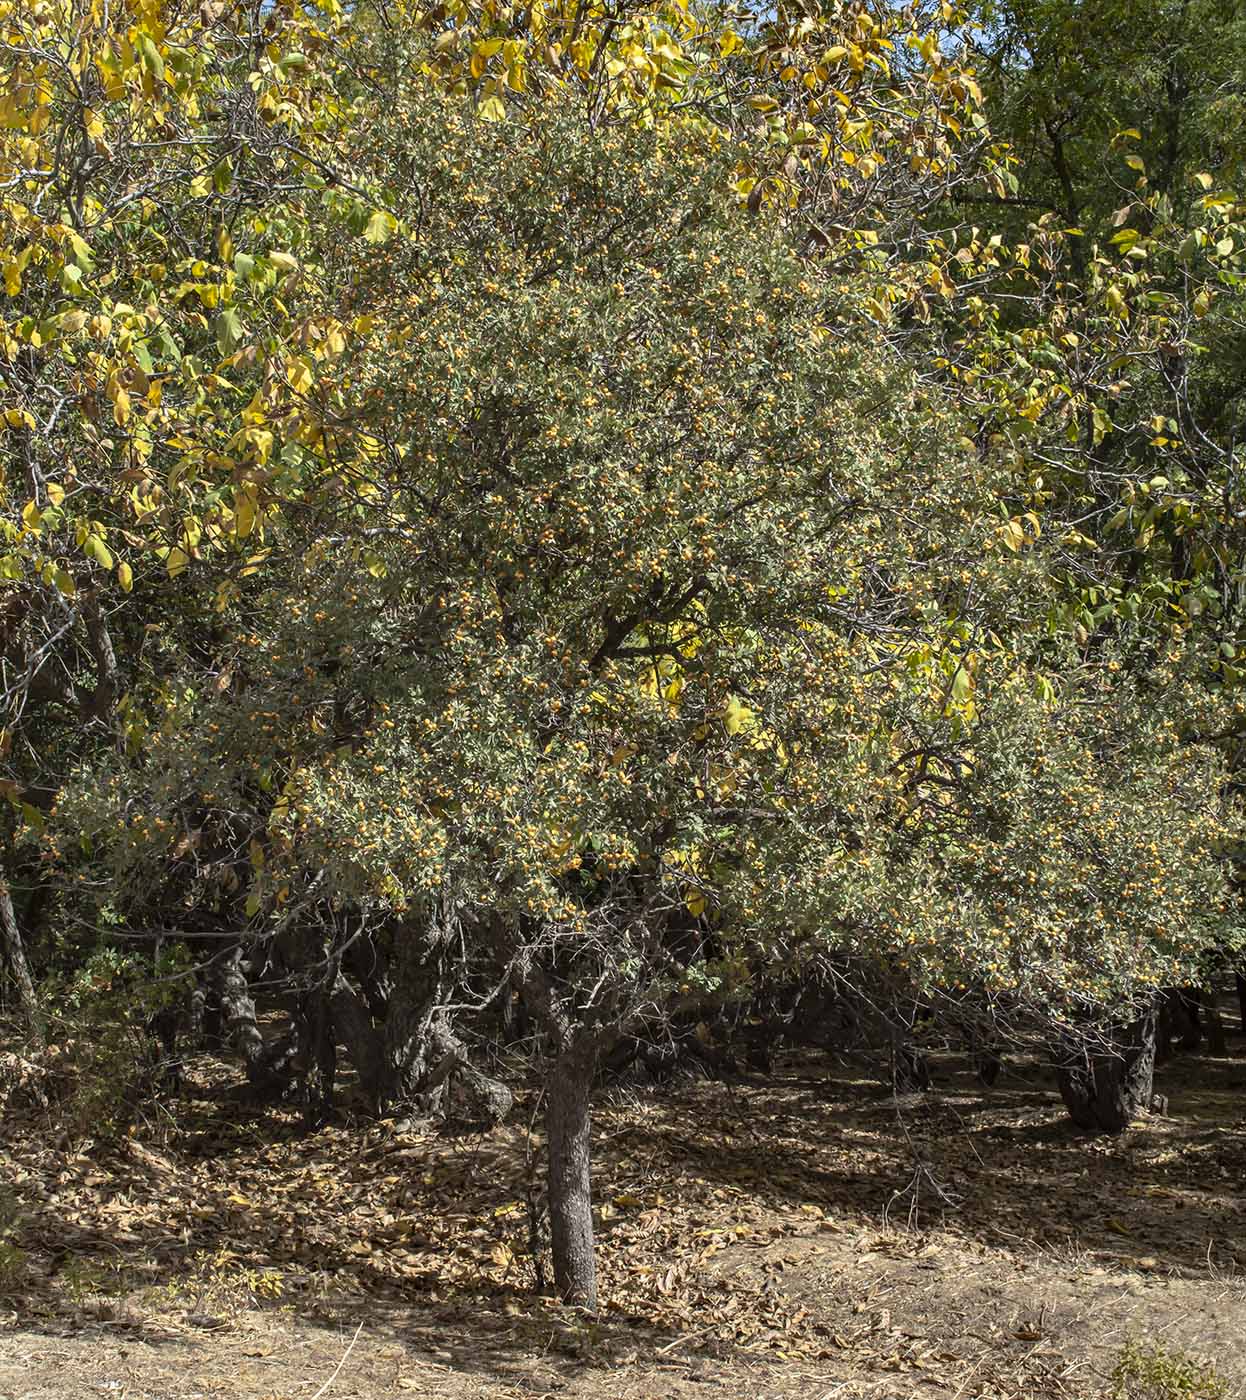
[
  {"left": 53, "top": 59, "right": 1006, "bottom": 1303},
  {"left": 11, "top": 0, "right": 1244, "bottom": 1312}
]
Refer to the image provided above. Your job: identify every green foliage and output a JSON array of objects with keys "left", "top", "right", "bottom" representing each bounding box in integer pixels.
[
  {"left": 1112, "top": 1339, "right": 1228, "bottom": 1400},
  {"left": 7, "top": 0, "right": 1246, "bottom": 1311},
  {"left": 25, "top": 12, "right": 1238, "bottom": 1037},
  {"left": 36, "top": 946, "right": 185, "bottom": 1141}
]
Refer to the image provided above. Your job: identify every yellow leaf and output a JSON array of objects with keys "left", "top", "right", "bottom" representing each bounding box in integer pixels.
[
  {"left": 723, "top": 695, "right": 754, "bottom": 735},
  {"left": 113, "top": 386, "right": 132, "bottom": 426},
  {"left": 287, "top": 357, "right": 313, "bottom": 394},
  {"left": 166, "top": 546, "right": 190, "bottom": 578},
  {"left": 117, "top": 560, "right": 133, "bottom": 592},
  {"left": 478, "top": 93, "right": 506, "bottom": 122},
  {"left": 235, "top": 487, "right": 257, "bottom": 539},
  {"left": 3, "top": 263, "right": 20, "bottom": 296},
  {"left": 364, "top": 208, "right": 397, "bottom": 244}
]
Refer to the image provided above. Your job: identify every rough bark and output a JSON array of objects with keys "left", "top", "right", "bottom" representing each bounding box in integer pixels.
[
  {"left": 1055, "top": 1003, "right": 1158, "bottom": 1134},
  {"left": 0, "top": 878, "right": 43, "bottom": 1046},
  {"left": 378, "top": 919, "right": 456, "bottom": 1112},
  {"left": 546, "top": 1037, "right": 598, "bottom": 1310},
  {"left": 213, "top": 947, "right": 271, "bottom": 1084}
]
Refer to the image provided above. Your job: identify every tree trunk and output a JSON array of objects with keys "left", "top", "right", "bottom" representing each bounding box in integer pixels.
[
  {"left": 329, "top": 973, "right": 384, "bottom": 1104},
  {"left": 0, "top": 878, "right": 43, "bottom": 1046},
  {"left": 546, "top": 1037, "right": 598, "bottom": 1311},
  {"left": 378, "top": 914, "right": 457, "bottom": 1113},
  {"left": 1055, "top": 1002, "right": 1158, "bottom": 1134},
  {"left": 1157, "top": 986, "right": 1200, "bottom": 1060},
  {"left": 300, "top": 986, "right": 337, "bottom": 1129},
  {"left": 214, "top": 946, "right": 271, "bottom": 1083},
  {"left": 1236, "top": 972, "right": 1246, "bottom": 1035},
  {"left": 1202, "top": 989, "right": 1227, "bottom": 1057}
]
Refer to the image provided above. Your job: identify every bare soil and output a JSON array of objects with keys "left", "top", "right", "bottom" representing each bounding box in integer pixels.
[{"left": 1, "top": 1023, "right": 1244, "bottom": 1400}]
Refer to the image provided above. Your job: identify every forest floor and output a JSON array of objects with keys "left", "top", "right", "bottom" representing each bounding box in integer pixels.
[{"left": 0, "top": 1017, "right": 1244, "bottom": 1400}]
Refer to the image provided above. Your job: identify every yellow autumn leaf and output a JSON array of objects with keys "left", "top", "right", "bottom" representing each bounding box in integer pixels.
[
  {"left": 235, "top": 488, "right": 257, "bottom": 539},
  {"left": 723, "top": 695, "right": 755, "bottom": 735},
  {"left": 287, "top": 357, "right": 314, "bottom": 394},
  {"left": 364, "top": 208, "right": 398, "bottom": 244}
]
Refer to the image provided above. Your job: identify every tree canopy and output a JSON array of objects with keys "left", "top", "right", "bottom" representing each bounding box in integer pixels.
[{"left": 3, "top": 0, "right": 1246, "bottom": 1310}]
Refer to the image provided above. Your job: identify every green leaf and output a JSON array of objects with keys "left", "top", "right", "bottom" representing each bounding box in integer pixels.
[
  {"left": 136, "top": 33, "right": 166, "bottom": 83},
  {"left": 84, "top": 534, "right": 114, "bottom": 570},
  {"left": 215, "top": 307, "right": 244, "bottom": 354},
  {"left": 364, "top": 209, "right": 398, "bottom": 244}
]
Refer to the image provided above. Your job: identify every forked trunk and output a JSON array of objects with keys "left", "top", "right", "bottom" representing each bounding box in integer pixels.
[{"left": 546, "top": 1037, "right": 598, "bottom": 1311}]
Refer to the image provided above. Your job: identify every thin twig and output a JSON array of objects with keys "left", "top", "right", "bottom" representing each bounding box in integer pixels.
[{"left": 309, "top": 1321, "right": 363, "bottom": 1400}]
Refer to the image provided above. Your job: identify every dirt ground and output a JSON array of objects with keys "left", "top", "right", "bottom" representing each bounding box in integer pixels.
[{"left": 1, "top": 1018, "right": 1244, "bottom": 1400}]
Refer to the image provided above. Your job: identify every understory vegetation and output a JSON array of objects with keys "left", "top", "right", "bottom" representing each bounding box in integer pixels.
[{"left": 2, "top": 0, "right": 1246, "bottom": 1391}]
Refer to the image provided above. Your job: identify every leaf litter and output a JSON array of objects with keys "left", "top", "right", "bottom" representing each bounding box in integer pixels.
[{"left": 0, "top": 1037, "right": 1243, "bottom": 1399}]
